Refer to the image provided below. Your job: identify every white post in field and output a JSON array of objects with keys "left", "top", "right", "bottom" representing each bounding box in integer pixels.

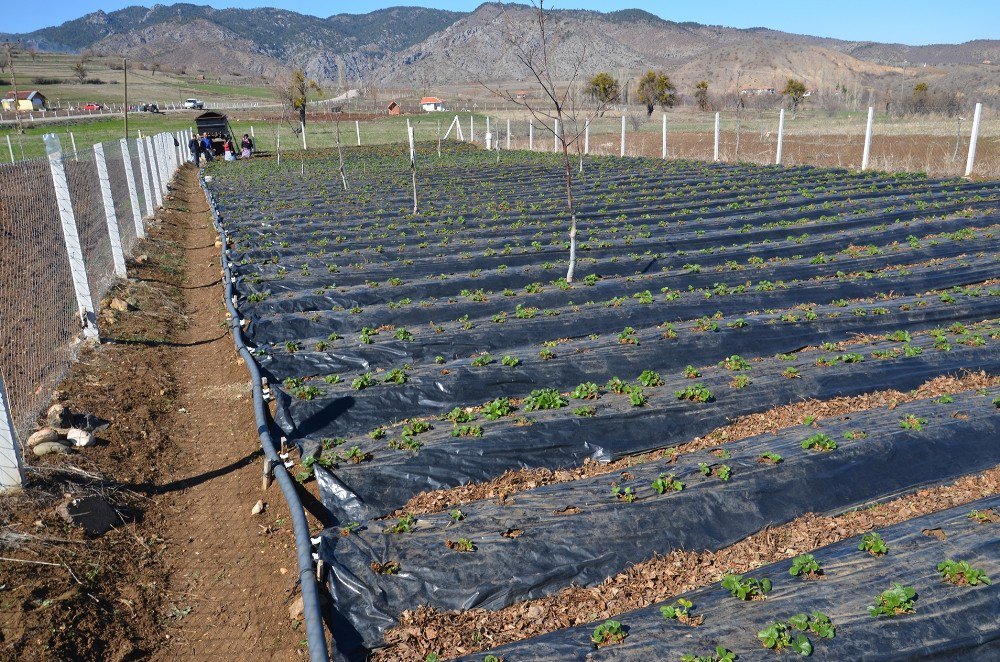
[
  {"left": 776, "top": 108, "right": 785, "bottom": 165},
  {"left": 120, "top": 138, "right": 145, "bottom": 239},
  {"left": 407, "top": 125, "right": 417, "bottom": 215},
  {"left": 300, "top": 121, "right": 307, "bottom": 150},
  {"left": 470, "top": 116, "right": 474, "bottom": 143},
  {"left": 661, "top": 113, "right": 667, "bottom": 159},
  {"left": 506, "top": 119, "right": 511, "bottom": 149},
  {"left": 70, "top": 132, "right": 78, "bottom": 160},
  {"left": 861, "top": 106, "right": 874, "bottom": 171},
  {"left": 486, "top": 116, "right": 490, "bottom": 140},
  {"left": 0, "top": 376, "right": 25, "bottom": 492},
  {"left": 713, "top": 112, "right": 720, "bottom": 162},
  {"left": 135, "top": 138, "right": 154, "bottom": 217},
  {"left": 250, "top": 125, "right": 255, "bottom": 140},
  {"left": 5, "top": 135, "right": 13, "bottom": 163},
  {"left": 93, "top": 142, "right": 127, "bottom": 278},
  {"left": 620, "top": 115, "right": 626, "bottom": 157},
  {"left": 356, "top": 120, "right": 361, "bottom": 146},
  {"left": 965, "top": 102, "right": 983, "bottom": 177},
  {"left": 529, "top": 120, "right": 534, "bottom": 150},
  {"left": 584, "top": 118, "right": 590, "bottom": 155},
  {"left": 44, "top": 133, "right": 99, "bottom": 340}
]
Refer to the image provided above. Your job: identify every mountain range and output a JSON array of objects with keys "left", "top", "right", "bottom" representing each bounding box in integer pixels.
[{"left": 3, "top": 3, "right": 999, "bottom": 99}]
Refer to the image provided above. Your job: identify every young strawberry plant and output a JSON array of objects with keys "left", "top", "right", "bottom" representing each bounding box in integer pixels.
[
  {"left": 402, "top": 420, "right": 433, "bottom": 436},
  {"left": 606, "top": 377, "right": 628, "bottom": 394},
  {"left": 626, "top": 386, "right": 648, "bottom": 407},
  {"left": 789, "top": 611, "right": 836, "bottom": 639},
  {"left": 758, "top": 451, "right": 783, "bottom": 464},
  {"left": 680, "top": 646, "right": 735, "bottom": 662},
  {"left": 937, "top": 559, "right": 991, "bottom": 586},
  {"left": 483, "top": 397, "right": 515, "bottom": 420},
  {"left": 591, "top": 620, "right": 626, "bottom": 648},
  {"left": 471, "top": 353, "right": 493, "bottom": 367},
  {"left": 501, "top": 355, "right": 520, "bottom": 367},
  {"left": 968, "top": 509, "right": 998, "bottom": 523},
  {"left": 675, "top": 384, "right": 713, "bottom": 402},
  {"left": 758, "top": 621, "right": 812, "bottom": 656},
  {"left": 721, "top": 572, "right": 771, "bottom": 600},
  {"left": 445, "top": 538, "right": 476, "bottom": 552},
  {"left": 652, "top": 473, "right": 684, "bottom": 494},
  {"left": 383, "top": 368, "right": 408, "bottom": 385},
  {"left": 858, "top": 531, "right": 889, "bottom": 556},
  {"left": 801, "top": 433, "right": 837, "bottom": 452},
  {"left": 523, "top": 388, "right": 568, "bottom": 411},
  {"left": 683, "top": 365, "right": 701, "bottom": 379},
  {"left": 351, "top": 372, "right": 376, "bottom": 390},
  {"left": 783, "top": 366, "right": 801, "bottom": 379},
  {"left": 451, "top": 424, "right": 484, "bottom": 438},
  {"left": 720, "top": 355, "right": 751, "bottom": 371},
  {"left": 899, "top": 415, "right": 928, "bottom": 431},
  {"left": 573, "top": 405, "right": 596, "bottom": 416},
  {"left": 789, "top": 553, "right": 823, "bottom": 578},
  {"left": 385, "top": 513, "right": 416, "bottom": 534},
  {"left": 612, "top": 485, "right": 637, "bottom": 503},
  {"left": 659, "top": 598, "right": 702, "bottom": 625},
  {"left": 618, "top": 327, "right": 639, "bottom": 345},
  {"left": 571, "top": 382, "right": 600, "bottom": 399},
  {"left": 869, "top": 583, "right": 917, "bottom": 617},
  {"left": 444, "top": 407, "right": 476, "bottom": 424},
  {"left": 730, "top": 374, "right": 752, "bottom": 389},
  {"left": 448, "top": 508, "right": 464, "bottom": 522},
  {"left": 637, "top": 370, "right": 664, "bottom": 387},
  {"left": 370, "top": 560, "right": 400, "bottom": 575},
  {"left": 699, "top": 462, "right": 731, "bottom": 481}
]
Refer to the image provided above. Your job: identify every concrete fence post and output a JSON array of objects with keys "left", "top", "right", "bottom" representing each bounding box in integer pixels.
[
  {"left": 6, "top": 135, "right": 13, "bottom": 163},
  {"left": 44, "top": 133, "right": 99, "bottom": 340},
  {"left": 713, "top": 112, "right": 720, "bottom": 162},
  {"left": 965, "top": 102, "right": 982, "bottom": 178},
  {"left": 93, "top": 142, "right": 127, "bottom": 278},
  {"left": 620, "top": 115, "right": 626, "bottom": 158},
  {"left": 135, "top": 137, "right": 155, "bottom": 218},
  {"left": 584, "top": 118, "right": 590, "bottom": 155},
  {"left": 529, "top": 120, "right": 534, "bottom": 150},
  {"left": 661, "top": 113, "right": 667, "bottom": 160},
  {"left": 120, "top": 138, "right": 145, "bottom": 238},
  {"left": 776, "top": 108, "right": 785, "bottom": 165},
  {"left": 356, "top": 120, "right": 361, "bottom": 146},
  {"left": 861, "top": 106, "right": 874, "bottom": 171},
  {"left": 506, "top": 119, "right": 511, "bottom": 150},
  {"left": 0, "top": 375, "right": 25, "bottom": 493}
]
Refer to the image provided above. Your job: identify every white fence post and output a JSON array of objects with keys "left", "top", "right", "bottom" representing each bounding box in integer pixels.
[
  {"left": 713, "top": 112, "right": 720, "bottom": 162},
  {"left": 776, "top": 108, "right": 785, "bottom": 165},
  {"left": 120, "top": 138, "right": 145, "bottom": 239},
  {"left": 661, "top": 113, "right": 667, "bottom": 160},
  {"left": 470, "top": 116, "right": 474, "bottom": 143},
  {"left": 70, "top": 132, "right": 78, "bottom": 161},
  {"left": 146, "top": 136, "right": 163, "bottom": 207},
  {"left": 356, "top": 120, "right": 361, "bottom": 146},
  {"left": 301, "top": 121, "right": 307, "bottom": 150},
  {"left": 94, "top": 143, "right": 127, "bottom": 278},
  {"left": 0, "top": 375, "right": 25, "bottom": 492},
  {"left": 620, "top": 115, "right": 626, "bottom": 158},
  {"left": 965, "top": 102, "right": 982, "bottom": 178},
  {"left": 584, "top": 118, "right": 590, "bottom": 155},
  {"left": 44, "top": 133, "right": 99, "bottom": 340},
  {"left": 136, "top": 138, "right": 154, "bottom": 217},
  {"left": 529, "top": 120, "right": 534, "bottom": 150},
  {"left": 6, "top": 135, "right": 14, "bottom": 163},
  {"left": 861, "top": 106, "right": 874, "bottom": 171}
]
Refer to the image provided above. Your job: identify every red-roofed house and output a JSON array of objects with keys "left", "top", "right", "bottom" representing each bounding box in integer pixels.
[
  {"left": 2, "top": 90, "right": 47, "bottom": 111},
  {"left": 420, "top": 96, "right": 446, "bottom": 112}
]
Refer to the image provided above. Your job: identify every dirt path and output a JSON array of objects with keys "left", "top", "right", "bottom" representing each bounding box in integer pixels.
[{"left": 150, "top": 166, "right": 302, "bottom": 660}]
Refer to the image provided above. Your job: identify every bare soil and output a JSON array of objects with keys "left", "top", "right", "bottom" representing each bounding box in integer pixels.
[{"left": 0, "top": 166, "right": 306, "bottom": 660}]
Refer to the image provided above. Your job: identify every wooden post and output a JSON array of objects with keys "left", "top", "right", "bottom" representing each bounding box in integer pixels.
[
  {"left": 0, "top": 375, "right": 25, "bottom": 493},
  {"left": 661, "top": 112, "right": 667, "bottom": 159},
  {"left": 776, "top": 108, "right": 785, "bottom": 165},
  {"left": 44, "top": 133, "right": 99, "bottom": 340},
  {"left": 861, "top": 106, "right": 874, "bottom": 171},
  {"left": 620, "top": 115, "right": 626, "bottom": 157},
  {"left": 713, "top": 112, "right": 720, "bottom": 161},
  {"left": 120, "top": 138, "right": 144, "bottom": 239},
  {"left": 93, "top": 142, "right": 127, "bottom": 278},
  {"left": 965, "top": 102, "right": 982, "bottom": 177}
]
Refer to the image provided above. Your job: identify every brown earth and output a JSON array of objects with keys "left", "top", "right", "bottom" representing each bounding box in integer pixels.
[{"left": 0, "top": 165, "right": 308, "bottom": 660}]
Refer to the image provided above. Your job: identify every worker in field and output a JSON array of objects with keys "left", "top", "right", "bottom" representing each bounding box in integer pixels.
[
  {"left": 201, "top": 133, "right": 215, "bottom": 162},
  {"left": 188, "top": 134, "right": 202, "bottom": 166}
]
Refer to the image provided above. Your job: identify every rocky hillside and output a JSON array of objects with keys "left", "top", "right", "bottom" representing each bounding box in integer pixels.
[{"left": 4, "top": 2, "right": 998, "bottom": 97}]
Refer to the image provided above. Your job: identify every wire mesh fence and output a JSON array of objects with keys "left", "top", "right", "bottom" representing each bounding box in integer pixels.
[{"left": 0, "top": 130, "right": 185, "bottom": 475}]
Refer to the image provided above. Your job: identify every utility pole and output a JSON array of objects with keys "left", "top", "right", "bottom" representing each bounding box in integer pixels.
[{"left": 123, "top": 56, "right": 129, "bottom": 139}]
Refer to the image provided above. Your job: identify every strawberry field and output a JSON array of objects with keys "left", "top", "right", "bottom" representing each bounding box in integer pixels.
[{"left": 205, "top": 144, "right": 1000, "bottom": 660}]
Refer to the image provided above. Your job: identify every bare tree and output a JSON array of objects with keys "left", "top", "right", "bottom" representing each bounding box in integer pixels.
[
  {"left": 72, "top": 60, "right": 87, "bottom": 84},
  {"left": 150, "top": 62, "right": 160, "bottom": 77},
  {"left": 483, "top": 1, "right": 618, "bottom": 283}
]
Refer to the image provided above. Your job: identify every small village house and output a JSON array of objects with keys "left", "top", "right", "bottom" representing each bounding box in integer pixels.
[
  {"left": 386, "top": 100, "right": 401, "bottom": 116},
  {"left": 2, "top": 90, "right": 47, "bottom": 111},
  {"left": 420, "top": 96, "right": 446, "bottom": 112}
]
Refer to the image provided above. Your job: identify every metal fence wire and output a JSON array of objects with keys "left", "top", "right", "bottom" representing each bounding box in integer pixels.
[{"left": 0, "top": 131, "right": 185, "bottom": 442}]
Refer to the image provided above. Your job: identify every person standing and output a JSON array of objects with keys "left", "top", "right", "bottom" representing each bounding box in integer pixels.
[
  {"left": 188, "top": 134, "right": 202, "bottom": 166},
  {"left": 241, "top": 133, "right": 253, "bottom": 159},
  {"left": 201, "top": 133, "right": 215, "bottom": 162}
]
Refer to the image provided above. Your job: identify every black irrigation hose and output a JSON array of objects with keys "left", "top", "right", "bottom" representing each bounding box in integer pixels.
[{"left": 199, "top": 174, "right": 332, "bottom": 662}]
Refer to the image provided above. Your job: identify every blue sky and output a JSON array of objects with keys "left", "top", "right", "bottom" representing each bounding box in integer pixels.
[{"left": 4, "top": 1, "right": 998, "bottom": 45}]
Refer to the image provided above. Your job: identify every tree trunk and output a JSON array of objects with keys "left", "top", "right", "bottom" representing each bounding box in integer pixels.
[{"left": 561, "top": 122, "right": 578, "bottom": 283}]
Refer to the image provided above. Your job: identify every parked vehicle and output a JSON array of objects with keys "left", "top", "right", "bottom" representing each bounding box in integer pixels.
[
  {"left": 183, "top": 98, "right": 205, "bottom": 110},
  {"left": 82, "top": 103, "right": 103, "bottom": 111}
]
